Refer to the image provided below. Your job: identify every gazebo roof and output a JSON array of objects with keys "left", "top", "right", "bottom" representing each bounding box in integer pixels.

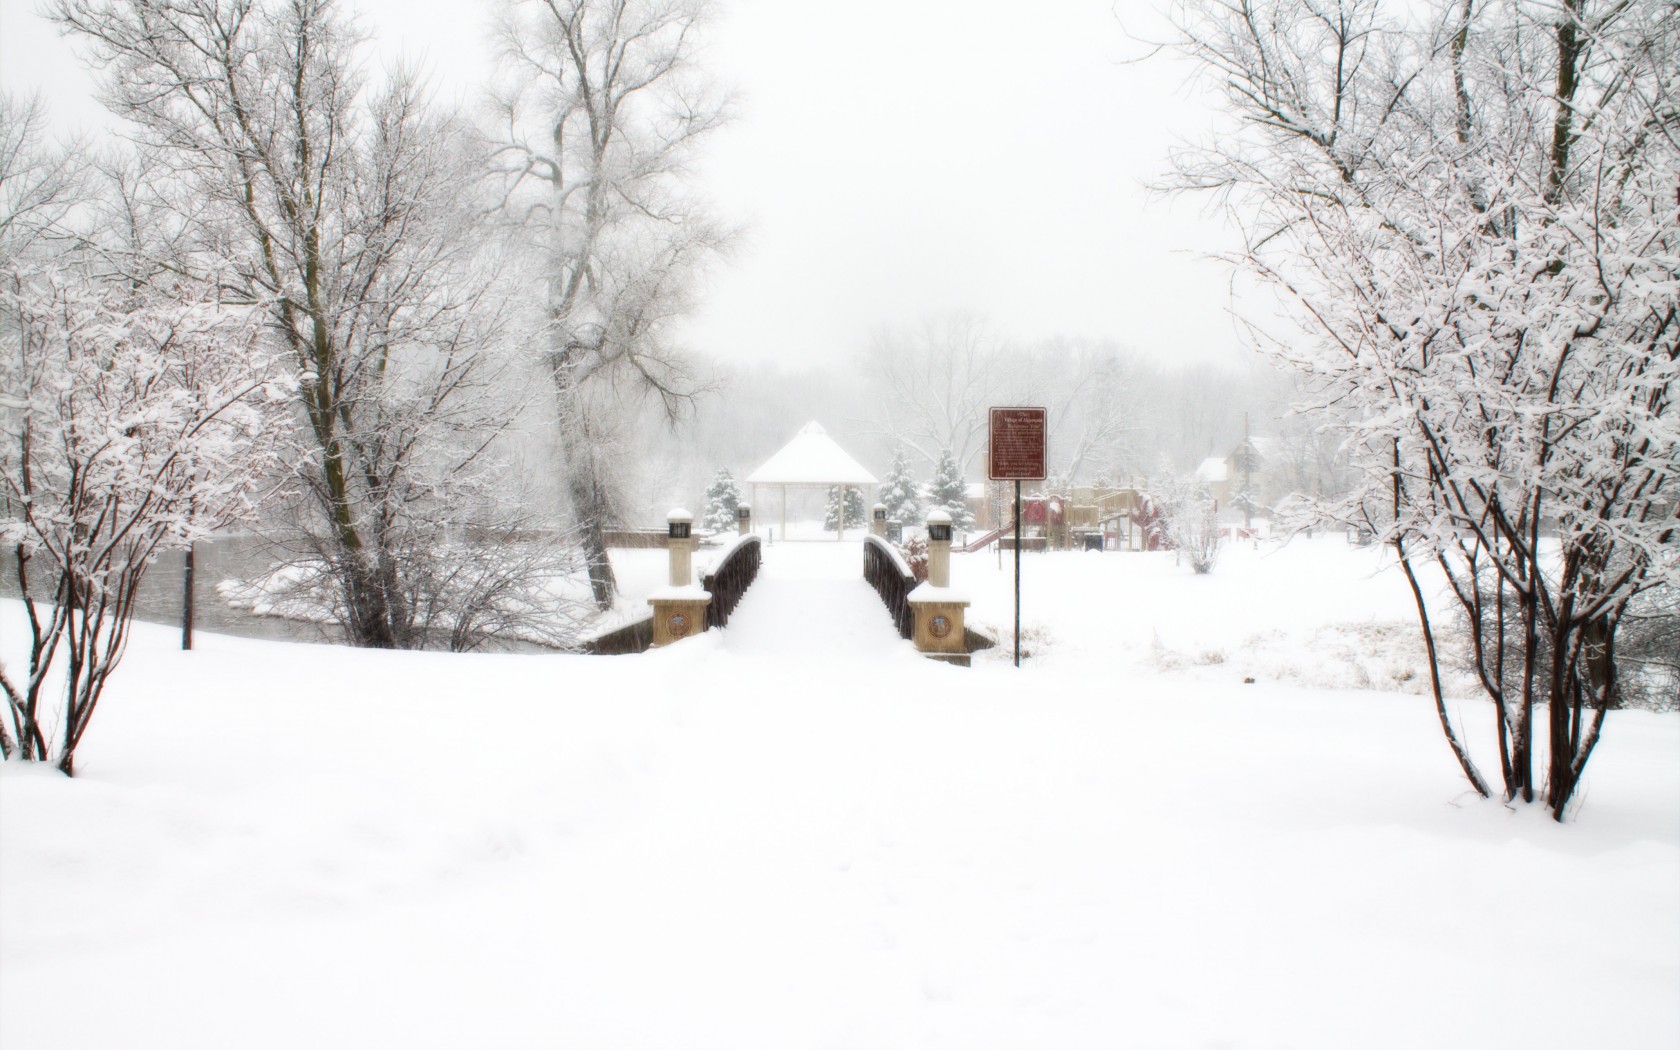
[{"left": 747, "top": 421, "right": 877, "bottom": 486}]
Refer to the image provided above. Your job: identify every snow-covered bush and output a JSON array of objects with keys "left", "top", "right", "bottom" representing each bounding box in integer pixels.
[
  {"left": 1617, "top": 587, "right": 1679, "bottom": 713},
  {"left": 1171, "top": 497, "right": 1221, "bottom": 575},
  {"left": 0, "top": 276, "right": 289, "bottom": 773},
  {"left": 1155, "top": 475, "right": 1220, "bottom": 574},
  {"left": 896, "top": 535, "right": 929, "bottom": 583},
  {"left": 223, "top": 538, "right": 588, "bottom": 654}
]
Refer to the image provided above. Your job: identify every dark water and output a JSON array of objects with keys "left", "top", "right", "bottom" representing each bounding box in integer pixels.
[
  {"left": 1, "top": 536, "right": 566, "bottom": 652},
  {"left": 0, "top": 535, "right": 340, "bottom": 646}
]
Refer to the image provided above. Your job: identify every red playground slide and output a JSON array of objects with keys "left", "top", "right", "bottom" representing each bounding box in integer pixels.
[{"left": 957, "top": 522, "right": 1016, "bottom": 553}]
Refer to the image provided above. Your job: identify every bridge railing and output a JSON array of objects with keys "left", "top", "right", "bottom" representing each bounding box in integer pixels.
[
  {"left": 702, "top": 533, "right": 763, "bottom": 630},
  {"left": 863, "top": 534, "right": 914, "bottom": 640}
]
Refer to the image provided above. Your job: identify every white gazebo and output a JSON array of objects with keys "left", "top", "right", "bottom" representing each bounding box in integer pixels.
[{"left": 746, "top": 421, "right": 878, "bottom": 540}]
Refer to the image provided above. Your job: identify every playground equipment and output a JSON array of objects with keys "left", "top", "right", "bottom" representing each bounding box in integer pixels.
[
  {"left": 961, "top": 486, "right": 1161, "bottom": 552},
  {"left": 958, "top": 521, "right": 1016, "bottom": 553}
]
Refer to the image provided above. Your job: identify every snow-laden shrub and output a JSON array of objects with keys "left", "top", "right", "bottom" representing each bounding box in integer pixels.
[
  {"left": 1, "top": 278, "right": 289, "bottom": 773},
  {"left": 896, "top": 535, "right": 929, "bottom": 583}
]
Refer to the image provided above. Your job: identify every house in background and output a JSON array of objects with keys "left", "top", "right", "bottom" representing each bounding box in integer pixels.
[
  {"left": 1193, "top": 436, "right": 1267, "bottom": 521},
  {"left": 1193, "top": 456, "right": 1233, "bottom": 508}
]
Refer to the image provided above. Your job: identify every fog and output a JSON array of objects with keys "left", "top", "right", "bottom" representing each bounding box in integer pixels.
[
  {"left": 2, "top": 0, "right": 1258, "bottom": 373},
  {"left": 1, "top": 0, "right": 1297, "bottom": 525}
]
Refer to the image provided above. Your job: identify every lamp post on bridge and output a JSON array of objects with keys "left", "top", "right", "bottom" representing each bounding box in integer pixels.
[
  {"left": 908, "top": 509, "right": 970, "bottom": 665},
  {"left": 648, "top": 508, "right": 711, "bottom": 647}
]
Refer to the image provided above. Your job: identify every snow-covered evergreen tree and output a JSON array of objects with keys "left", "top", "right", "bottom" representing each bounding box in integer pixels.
[
  {"left": 878, "top": 446, "right": 921, "bottom": 527},
  {"left": 702, "top": 468, "right": 741, "bottom": 533},
  {"left": 824, "top": 486, "right": 866, "bottom": 532},
  {"left": 928, "top": 448, "right": 973, "bottom": 529}
]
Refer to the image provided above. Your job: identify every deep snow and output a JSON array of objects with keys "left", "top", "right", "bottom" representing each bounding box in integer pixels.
[{"left": 2, "top": 538, "right": 1676, "bottom": 1048}]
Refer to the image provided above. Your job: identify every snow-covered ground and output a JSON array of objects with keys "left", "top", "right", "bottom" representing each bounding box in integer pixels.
[
  {"left": 3, "top": 538, "right": 1676, "bottom": 1048},
  {"left": 956, "top": 537, "right": 1474, "bottom": 694}
]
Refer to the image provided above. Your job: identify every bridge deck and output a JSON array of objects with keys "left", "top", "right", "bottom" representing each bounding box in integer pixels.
[{"left": 709, "top": 541, "right": 913, "bottom": 658}]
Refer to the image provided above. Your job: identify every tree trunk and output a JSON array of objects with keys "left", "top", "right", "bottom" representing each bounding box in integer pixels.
[
  {"left": 549, "top": 353, "right": 619, "bottom": 610},
  {"left": 1513, "top": 587, "right": 1537, "bottom": 803},
  {"left": 1398, "top": 541, "right": 1490, "bottom": 798},
  {"left": 339, "top": 554, "right": 399, "bottom": 649},
  {"left": 569, "top": 464, "right": 618, "bottom": 611}
]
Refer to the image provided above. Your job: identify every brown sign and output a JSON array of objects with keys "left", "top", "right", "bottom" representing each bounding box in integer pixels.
[{"left": 988, "top": 407, "right": 1047, "bottom": 481}]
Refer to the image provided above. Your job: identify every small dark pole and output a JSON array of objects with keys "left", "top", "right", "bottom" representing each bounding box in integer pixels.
[
  {"left": 181, "top": 542, "right": 195, "bottom": 651},
  {"left": 1243, "top": 411, "right": 1253, "bottom": 531},
  {"left": 995, "top": 482, "right": 1003, "bottom": 570},
  {"left": 1014, "top": 479, "right": 1022, "bottom": 668}
]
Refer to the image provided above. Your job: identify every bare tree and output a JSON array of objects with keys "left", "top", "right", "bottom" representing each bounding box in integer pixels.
[
  {"left": 0, "top": 93, "right": 85, "bottom": 265},
  {"left": 1029, "top": 337, "right": 1165, "bottom": 484},
  {"left": 857, "top": 313, "right": 1024, "bottom": 474},
  {"left": 1263, "top": 372, "right": 1353, "bottom": 513},
  {"left": 857, "top": 315, "right": 1269, "bottom": 489},
  {"left": 52, "top": 0, "right": 549, "bottom": 649},
  {"left": 491, "top": 0, "right": 730, "bottom": 609},
  {"left": 1165, "top": 0, "right": 1678, "bottom": 818}
]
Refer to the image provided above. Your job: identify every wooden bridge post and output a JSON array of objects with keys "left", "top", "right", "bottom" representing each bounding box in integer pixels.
[
  {"left": 909, "top": 510, "right": 971, "bottom": 665},
  {"left": 648, "top": 508, "right": 712, "bottom": 646}
]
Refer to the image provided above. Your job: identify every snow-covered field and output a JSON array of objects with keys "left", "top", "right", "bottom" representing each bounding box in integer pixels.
[{"left": 3, "top": 538, "right": 1676, "bottom": 1048}]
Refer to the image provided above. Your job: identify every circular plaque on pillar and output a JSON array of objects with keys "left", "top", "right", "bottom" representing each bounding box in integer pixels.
[
  {"left": 669, "top": 612, "right": 690, "bottom": 638},
  {"left": 930, "top": 614, "right": 952, "bottom": 639}
]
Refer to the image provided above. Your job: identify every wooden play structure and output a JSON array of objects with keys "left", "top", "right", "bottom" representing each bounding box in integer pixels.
[{"left": 961, "top": 485, "right": 1165, "bottom": 553}]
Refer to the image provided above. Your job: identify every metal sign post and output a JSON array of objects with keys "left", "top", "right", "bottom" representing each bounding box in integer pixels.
[
  {"left": 987, "top": 407, "right": 1047, "bottom": 668},
  {"left": 181, "top": 542, "right": 195, "bottom": 651}
]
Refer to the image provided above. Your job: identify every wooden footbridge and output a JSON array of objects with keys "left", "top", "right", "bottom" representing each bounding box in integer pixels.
[{"left": 588, "top": 522, "right": 988, "bottom": 664}]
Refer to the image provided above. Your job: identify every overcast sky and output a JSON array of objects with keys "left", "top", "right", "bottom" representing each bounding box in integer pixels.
[{"left": 1, "top": 0, "right": 1253, "bottom": 371}]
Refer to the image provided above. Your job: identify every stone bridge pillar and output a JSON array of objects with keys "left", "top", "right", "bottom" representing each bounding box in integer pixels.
[
  {"left": 909, "top": 510, "right": 971, "bottom": 665},
  {"left": 649, "top": 508, "right": 711, "bottom": 647}
]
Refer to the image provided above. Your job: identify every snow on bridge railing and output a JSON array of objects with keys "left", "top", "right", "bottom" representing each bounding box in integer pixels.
[
  {"left": 701, "top": 533, "right": 762, "bottom": 630},
  {"left": 862, "top": 534, "right": 914, "bottom": 640}
]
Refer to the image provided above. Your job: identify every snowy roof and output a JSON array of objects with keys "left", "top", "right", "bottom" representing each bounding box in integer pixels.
[
  {"left": 746, "top": 422, "right": 878, "bottom": 486},
  {"left": 1194, "top": 456, "right": 1230, "bottom": 484}
]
